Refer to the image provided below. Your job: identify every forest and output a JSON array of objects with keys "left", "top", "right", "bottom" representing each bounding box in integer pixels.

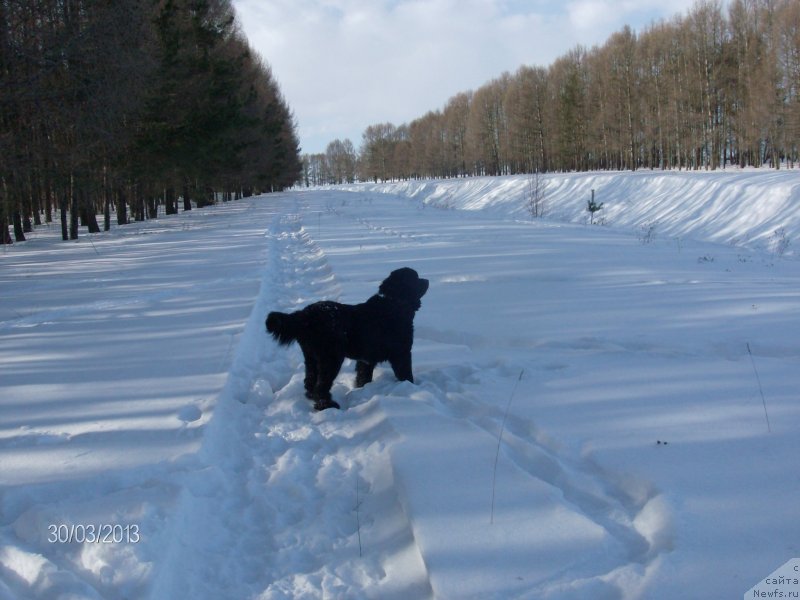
[
  {"left": 302, "top": 0, "right": 800, "bottom": 185},
  {"left": 0, "top": 0, "right": 301, "bottom": 244}
]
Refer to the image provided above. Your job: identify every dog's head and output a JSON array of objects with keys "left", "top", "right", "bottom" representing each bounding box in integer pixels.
[{"left": 378, "top": 267, "right": 429, "bottom": 310}]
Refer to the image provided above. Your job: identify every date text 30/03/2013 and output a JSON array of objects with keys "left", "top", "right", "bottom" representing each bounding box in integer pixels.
[{"left": 47, "top": 523, "right": 140, "bottom": 544}]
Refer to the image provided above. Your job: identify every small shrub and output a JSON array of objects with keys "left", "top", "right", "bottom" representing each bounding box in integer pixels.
[
  {"left": 587, "top": 190, "right": 604, "bottom": 225},
  {"left": 770, "top": 228, "right": 790, "bottom": 257},
  {"left": 526, "top": 170, "right": 547, "bottom": 219},
  {"left": 639, "top": 221, "right": 658, "bottom": 244}
]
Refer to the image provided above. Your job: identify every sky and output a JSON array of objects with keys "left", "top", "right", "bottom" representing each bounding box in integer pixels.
[{"left": 232, "top": 0, "right": 701, "bottom": 155}]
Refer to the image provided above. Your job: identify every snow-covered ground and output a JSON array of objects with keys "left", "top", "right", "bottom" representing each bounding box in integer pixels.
[
  {"left": 1, "top": 169, "right": 798, "bottom": 599},
  {"left": 337, "top": 169, "right": 800, "bottom": 255}
]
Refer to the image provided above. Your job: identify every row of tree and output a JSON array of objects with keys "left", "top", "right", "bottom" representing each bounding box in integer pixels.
[
  {"left": 1, "top": 0, "right": 302, "bottom": 244},
  {"left": 303, "top": 0, "right": 799, "bottom": 184},
  {"left": 301, "top": 139, "right": 358, "bottom": 186}
]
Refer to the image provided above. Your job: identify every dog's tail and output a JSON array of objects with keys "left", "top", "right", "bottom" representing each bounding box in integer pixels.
[{"left": 265, "top": 311, "right": 300, "bottom": 346}]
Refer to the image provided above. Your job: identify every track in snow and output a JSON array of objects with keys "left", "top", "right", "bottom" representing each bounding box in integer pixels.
[
  {"left": 200, "top": 193, "right": 673, "bottom": 599},
  {"left": 150, "top": 200, "right": 433, "bottom": 599}
]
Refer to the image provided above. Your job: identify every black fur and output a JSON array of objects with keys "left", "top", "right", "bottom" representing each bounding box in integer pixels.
[{"left": 266, "top": 267, "right": 429, "bottom": 410}]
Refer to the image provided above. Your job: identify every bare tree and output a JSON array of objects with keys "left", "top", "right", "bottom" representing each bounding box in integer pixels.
[
  {"left": 307, "top": 0, "right": 799, "bottom": 184},
  {"left": 326, "top": 139, "right": 357, "bottom": 183}
]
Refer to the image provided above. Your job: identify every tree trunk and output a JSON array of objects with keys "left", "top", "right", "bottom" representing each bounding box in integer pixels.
[
  {"left": 60, "top": 192, "right": 69, "bottom": 241},
  {"left": 116, "top": 186, "right": 128, "bottom": 225},
  {"left": 82, "top": 205, "right": 101, "bottom": 233},
  {"left": 69, "top": 176, "right": 79, "bottom": 240},
  {"left": 0, "top": 185, "right": 12, "bottom": 243},
  {"left": 165, "top": 186, "right": 177, "bottom": 215},
  {"left": 147, "top": 196, "right": 158, "bottom": 219},
  {"left": 12, "top": 210, "right": 25, "bottom": 242},
  {"left": 133, "top": 185, "right": 145, "bottom": 222},
  {"left": 104, "top": 195, "right": 111, "bottom": 231},
  {"left": 44, "top": 173, "right": 53, "bottom": 223},
  {"left": 103, "top": 166, "right": 111, "bottom": 231},
  {"left": 182, "top": 180, "right": 191, "bottom": 211}
]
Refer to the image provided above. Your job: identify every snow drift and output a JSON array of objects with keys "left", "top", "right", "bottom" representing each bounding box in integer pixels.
[{"left": 336, "top": 169, "right": 800, "bottom": 255}]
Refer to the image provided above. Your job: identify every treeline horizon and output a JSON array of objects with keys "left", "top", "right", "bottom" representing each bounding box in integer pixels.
[
  {"left": 1, "top": 0, "right": 301, "bottom": 244},
  {"left": 302, "top": 0, "right": 799, "bottom": 186}
]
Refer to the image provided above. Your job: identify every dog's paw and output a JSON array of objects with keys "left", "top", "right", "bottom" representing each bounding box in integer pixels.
[{"left": 314, "top": 399, "right": 341, "bottom": 411}]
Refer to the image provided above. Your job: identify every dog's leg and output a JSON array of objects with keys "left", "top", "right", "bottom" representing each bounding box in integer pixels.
[
  {"left": 355, "top": 361, "right": 376, "bottom": 387},
  {"left": 389, "top": 353, "right": 414, "bottom": 383},
  {"left": 313, "top": 353, "right": 344, "bottom": 410},
  {"left": 300, "top": 345, "right": 318, "bottom": 400}
]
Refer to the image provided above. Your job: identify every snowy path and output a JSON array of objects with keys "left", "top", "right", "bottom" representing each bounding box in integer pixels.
[
  {"left": 149, "top": 200, "right": 434, "bottom": 599},
  {"left": 148, "top": 193, "right": 672, "bottom": 599}
]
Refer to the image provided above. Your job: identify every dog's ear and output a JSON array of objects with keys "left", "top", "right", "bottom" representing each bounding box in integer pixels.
[
  {"left": 378, "top": 271, "right": 402, "bottom": 298},
  {"left": 379, "top": 268, "right": 427, "bottom": 300}
]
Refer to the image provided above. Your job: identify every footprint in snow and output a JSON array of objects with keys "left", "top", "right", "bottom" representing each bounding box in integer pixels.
[{"left": 178, "top": 405, "right": 202, "bottom": 423}]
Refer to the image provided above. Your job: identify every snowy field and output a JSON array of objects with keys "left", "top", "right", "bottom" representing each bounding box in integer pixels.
[{"left": 1, "top": 169, "right": 799, "bottom": 599}]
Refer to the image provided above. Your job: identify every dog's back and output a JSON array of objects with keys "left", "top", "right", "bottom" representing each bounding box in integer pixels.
[{"left": 266, "top": 301, "right": 354, "bottom": 347}]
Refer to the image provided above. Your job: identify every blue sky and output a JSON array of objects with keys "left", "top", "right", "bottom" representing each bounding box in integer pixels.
[{"left": 233, "top": 0, "right": 702, "bottom": 155}]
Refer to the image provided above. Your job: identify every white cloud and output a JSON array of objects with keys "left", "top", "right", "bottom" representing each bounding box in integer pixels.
[
  {"left": 567, "top": 0, "right": 614, "bottom": 31},
  {"left": 232, "top": 0, "right": 709, "bottom": 154},
  {"left": 566, "top": 0, "right": 700, "bottom": 31}
]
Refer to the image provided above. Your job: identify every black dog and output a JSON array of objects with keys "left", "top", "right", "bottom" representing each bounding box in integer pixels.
[{"left": 266, "top": 267, "right": 429, "bottom": 410}]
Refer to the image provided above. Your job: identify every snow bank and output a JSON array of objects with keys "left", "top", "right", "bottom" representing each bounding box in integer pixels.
[{"left": 335, "top": 169, "right": 800, "bottom": 255}]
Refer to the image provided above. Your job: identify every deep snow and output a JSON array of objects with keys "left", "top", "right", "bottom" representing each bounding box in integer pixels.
[{"left": 1, "top": 169, "right": 798, "bottom": 599}]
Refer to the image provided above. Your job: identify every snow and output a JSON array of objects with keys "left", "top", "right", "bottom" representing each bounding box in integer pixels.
[
  {"left": 336, "top": 169, "right": 800, "bottom": 254},
  {"left": 1, "top": 169, "right": 799, "bottom": 599}
]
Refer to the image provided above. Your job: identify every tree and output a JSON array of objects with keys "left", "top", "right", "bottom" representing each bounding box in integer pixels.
[
  {"left": 467, "top": 74, "right": 511, "bottom": 175},
  {"left": 551, "top": 49, "right": 588, "bottom": 171},
  {"left": 360, "top": 123, "right": 398, "bottom": 182},
  {"left": 1, "top": 0, "right": 301, "bottom": 245},
  {"left": 442, "top": 92, "right": 471, "bottom": 176},
  {"left": 326, "top": 139, "right": 357, "bottom": 183},
  {"left": 313, "top": 0, "right": 799, "bottom": 183},
  {"left": 505, "top": 66, "right": 550, "bottom": 173}
]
